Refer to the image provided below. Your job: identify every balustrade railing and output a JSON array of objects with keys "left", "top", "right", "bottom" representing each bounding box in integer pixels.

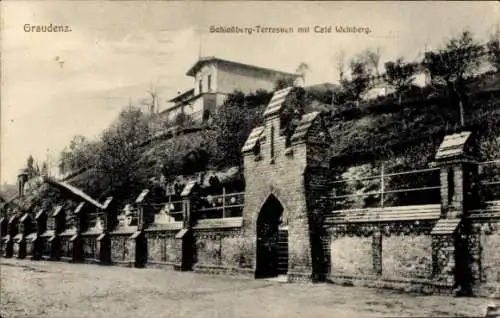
[
  {"left": 196, "top": 190, "right": 244, "bottom": 219},
  {"left": 150, "top": 200, "right": 184, "bottom": 222},
  {"left": 331, "top": 165, "right": 441, "bottom": 211},
  {"left": 479, "top": 159, "right": 500, "bottom": 201}
]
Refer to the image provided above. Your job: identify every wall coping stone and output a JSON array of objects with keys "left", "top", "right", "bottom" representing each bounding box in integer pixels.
[
  {"left": 110, "top": 226, "right": 138, "bottom": 235},
  {"left": 144, "top": 222, "right": 183, "bottom": 232},
  {"left": 193, "top": 217, "right": 243, "bottom": 229},
  {"left": 327, "top": 204, "right": 441, "bottom": 224}
]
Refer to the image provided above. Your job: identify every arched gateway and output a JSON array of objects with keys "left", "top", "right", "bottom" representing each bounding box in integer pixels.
[
  {"left": 256, "top": 195, "right": 288, "bottom": 278},
  {"left": 241, "top": 87, "right": 332, "bottom": 282}
]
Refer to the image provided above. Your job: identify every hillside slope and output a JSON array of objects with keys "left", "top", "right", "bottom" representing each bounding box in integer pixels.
[{"left": 4, "top": 74, "right": 500, "bottom": 216}]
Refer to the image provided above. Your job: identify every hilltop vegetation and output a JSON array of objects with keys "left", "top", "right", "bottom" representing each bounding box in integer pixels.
[{"left": 4, "top": 29, "right": 500, "bottom": 215}]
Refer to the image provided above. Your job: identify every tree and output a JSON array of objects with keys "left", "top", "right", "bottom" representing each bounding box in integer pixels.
[
  {"left": 423, "top": 30, "right": 484, "bottom": 126},
  {"left": 487, "top": 27, "right": 500, "bottom": 71},
  {"left": 41, "top": 162, "right": 48, "bottom": 176},
  {"left": 384, "top": 58, "right": 418, "bottom": 104},
  {"left": 279, "top": 87, "right": 309, "bottom": 146},
  {"left": 26, "top": 155, "right": 35, "bottom": 178},
  {"left": 361, "top": 47, "right": 383, "bottom": 76},
  {"left": 343, "top": 57, "right": 373, "bottom": 101},
  {"left": 210, "top": 90, "right": 271, "bottom": 168},
  {"left": 295, "top": 62, "right": 310, "bottom": 86},
  {"left": 275, "top": 77, "right": 295, "bottom": 91},
  {"left": 335, "top": 50, "right": 346, "bottom": 82},
  {"left": 58, "top": 135, "right": 99, "bottom": 175},
  {"left": 95, "top": 106, "right": 151, "bottom": 196}
]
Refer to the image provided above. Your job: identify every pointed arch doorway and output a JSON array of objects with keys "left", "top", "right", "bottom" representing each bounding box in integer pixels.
[{"left": 255, "top": 194, "right": 288, "bottom": 279}]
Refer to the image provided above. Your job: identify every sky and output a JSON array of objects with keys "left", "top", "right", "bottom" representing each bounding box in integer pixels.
[{"left": 1, "top": 1, "right": 499, "bottom": 184}]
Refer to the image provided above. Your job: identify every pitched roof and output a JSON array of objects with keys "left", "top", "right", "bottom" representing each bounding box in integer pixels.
[
  {"left": 74, "top": 202, "right": 85, "bottom": 214},
  {"left": 181, "top": 180, "right": 198, "bottom": 197},
  {"left": 101, "top": 197, "right": 114, "bottom": 209},
  {"left": 263, "top": 87, "right": 294, "bottom": 118},
  {"left": 35, "top": 209, "right": 45, "bottom": 220},
  {"left": 186, "top": 56, "right": 300, "bottom": 78},
  {"left": 135, "top": 189, "right": 150, "bottom": 204},
  {"left": 290, "top": 111, "right": 320, "bottom": 143},
  {"left": 168, "top": 88, "right": 195, "bottom": 103},
  {"left": 52, "top": 205, "right": 63, "bottom": 217},
  {"left": 43, "top": 177, "right": 105, "bottom": 209},
  {"left": 19, "top": 213, "right": 30, "bottom": 223},
  {"left": 242, "top": 126, "right": 265, "bottom": 153},
  {"left": 435, "top": 131, "right": 472, "bottom": 161}
]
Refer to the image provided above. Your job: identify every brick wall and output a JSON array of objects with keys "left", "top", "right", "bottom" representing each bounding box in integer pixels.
[
  {"left": 40, "top": 237, "right": 51, "bottom": 257},
  {"left": 481, "top": 226, "right": 500, "bottom": 284},
  {"left": 431, "top": 235, "right": 455, "bottom": 284},
  {"left": 82, "top": 236, "right": 98, "bottom": 260},
  {"left": 193, "top": 228, "right": 242, "bottom": 268},
  {"left": 382, "top": 235, "right": 433, "bottom": 279},
  {"left": 145, "top": 231, "right": 177, "bottom": 264},
  {"left": 60, "top": 236, "right": 72, "bottom": 258},
  {"left": 331, "top": 236, "right": 373, "bottom": 276},
  {"left": 110, "top": 235, "right": 130, "bottom": 262}
]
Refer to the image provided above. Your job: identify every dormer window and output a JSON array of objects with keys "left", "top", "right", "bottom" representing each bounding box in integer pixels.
[
  {"left": 199, "top": 79, "right": 203, "bottom": 94},
  {"left": 207, "top": 75, "right": 212, "bottom": 92}
]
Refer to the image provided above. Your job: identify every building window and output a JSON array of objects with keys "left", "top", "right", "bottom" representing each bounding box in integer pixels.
[
  {"left": 199, "top": 80, "right": 203, "bottom": 94},
  {"left": 207, "top": 75, "right": 212, "bottom": 92}
]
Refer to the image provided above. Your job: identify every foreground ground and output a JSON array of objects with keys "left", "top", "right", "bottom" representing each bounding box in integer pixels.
[{"left": 0, "top": 258, "right": 495, "bottom": 318}]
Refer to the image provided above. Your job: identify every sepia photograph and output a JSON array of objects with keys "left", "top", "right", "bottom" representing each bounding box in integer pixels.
[{"left": 1, "top": 1, "right": 500, "bottom": 317}]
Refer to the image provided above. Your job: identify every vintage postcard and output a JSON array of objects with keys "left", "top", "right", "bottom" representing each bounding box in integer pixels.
[{"left": 1, "top": 1, "right": 500, "bottom": 317}]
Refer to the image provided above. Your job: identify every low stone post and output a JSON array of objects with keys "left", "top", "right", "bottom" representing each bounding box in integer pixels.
[
  {"left": 14, "top": 213, "right": 34, "bottom": 259},
  {"left": 129, "top": 190, "right": 150, "bottom": 268},
  {"left": 32, "top": 209, "right": 47, "bottom": 260},
  {"left": 174, "top": 181, "right": 199, "bottom": 271},
  {"left": 71, "top": 202, "right": 87, "bottom": 262},
  {"left": 0, "top": 217, "right": 8, "bottom": 257},
  {"left": 5, "top": 215, "right": 19, "bottom": 258},
  {"left": 97, "top": 197, "right": 114, "bottom": 265},
  {"left": 372, "top": 228, "right": 383, "bottom": 275},
  {"left": 50, "top": 206, "right": 65, "bottom": 261}
]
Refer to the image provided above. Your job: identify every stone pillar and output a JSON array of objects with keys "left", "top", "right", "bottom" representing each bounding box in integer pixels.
[
  {"left": 71, "top": 202, "right": 87, "bottom": 262},
  {"left": 15, "top": 213, "right": 34, "bottom": 259},
  {"left": 129, "top": 190, "right": 150, "bottom": 268},
  {"left": 98, "top": 197, "right": 115, "bottom": 265},
  {"left": 0, "top": 217, "right": 8, "bottom": 257},
  {"left": 32, "top": 209, "right": 47, "bottom": 260},
  {"left": 97, "top": 232, "right": 111, "bottom": 265},
  {"left": 5, "top": 215, "right": 19, "bottom": 258},
  {"left": 372, "top": 229, "right": 383, "bottom": 275},
  {"left": 431, "top": 131, "right": 478, "bottom": 296},
  {"left": 127, "top": 230, "right": 143, "bottom": 267},
  {"left": 50, "top": 206, "right": 65, "bottom": 260},
  {"left": 174, "top": 181, "right": 199, "bottom": 271}
]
